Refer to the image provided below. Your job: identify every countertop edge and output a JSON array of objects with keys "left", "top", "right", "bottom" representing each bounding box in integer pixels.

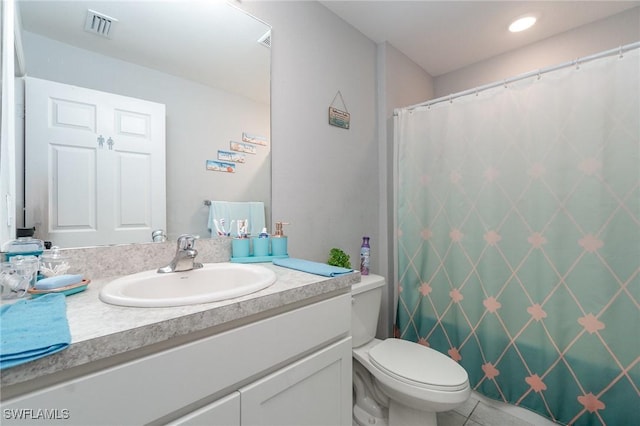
[{"left": 1, "top": 269, "right": 358, "bottom": 391}]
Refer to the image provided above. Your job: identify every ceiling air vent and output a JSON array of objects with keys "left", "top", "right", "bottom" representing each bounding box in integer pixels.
[
  {"left": 258, "top": 30, "right": 271, "bottom": 48},
  {"left": 84, "top": 9, "right": 118, "bottom": 38}
]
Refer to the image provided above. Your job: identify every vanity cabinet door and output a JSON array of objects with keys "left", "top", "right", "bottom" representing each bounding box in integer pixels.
[
  {"left": 168, "top": 392, "right": 240, "bottom": 426},
  {"left": 239, "top": 337, "right": 352, "bottom": 426}
]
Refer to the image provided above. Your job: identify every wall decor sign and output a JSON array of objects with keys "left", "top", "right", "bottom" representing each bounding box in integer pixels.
[
  {"left": 328, "top": 91, "right": 350, "bottom": 129},
  {"left": 329, "top": 107, "right": 350, "bottom": 129},
  {"left": 230, "top": 140, "right": 257, "bottom": 154},
  {"left": 218, "top": 150, "right": 246, "bottom": 163},
  {"left": 242, "top": 132, "right": 268, "bottom": 146},
  {"left": 206, "top": 160, "right": 236, "bottom": 173}
]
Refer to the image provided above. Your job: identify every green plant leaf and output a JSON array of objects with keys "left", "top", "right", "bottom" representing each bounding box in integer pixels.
[{"left": 327, "top": 248, "right": 351, "bottom": 269}]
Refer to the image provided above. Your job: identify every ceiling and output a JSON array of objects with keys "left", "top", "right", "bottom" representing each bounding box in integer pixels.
[{"left": 321, "top": 1, "right": 640, "bottom": 76}]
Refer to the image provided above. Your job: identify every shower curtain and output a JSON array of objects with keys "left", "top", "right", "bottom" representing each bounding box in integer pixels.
[{"left": 395, "top": 47, "right": 639, "bottom": 425}]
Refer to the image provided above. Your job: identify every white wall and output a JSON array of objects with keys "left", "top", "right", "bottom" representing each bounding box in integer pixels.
[
  {"left": 20, "top": 31, "right": 270, "bottom": 241},
  {"left": 242, "top": 1, "right": 379, "bottom": 268},
  {"left": 435, "top": 6, "right": 640, "bottom": 97}
]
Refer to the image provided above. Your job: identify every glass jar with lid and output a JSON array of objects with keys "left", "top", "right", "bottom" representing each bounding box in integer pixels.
[
  {"left": 39, "top": 246, "right": 70, "bottom": 278},
  {"left": 5, "top": 255, "right": 39, "bottom": 293},
  {"left": 5, "top": 237, "right": 44, "bottom": 259},
  {"left": 0, "top": 262, "right": 31, "bottom": 299}
]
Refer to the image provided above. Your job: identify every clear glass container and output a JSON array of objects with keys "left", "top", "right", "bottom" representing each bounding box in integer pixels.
[
  {"left": 39, "top": 246, "right": 70, "bottom": 278},
  {"left": 1, "top": 255, "right": 38, "bottom": 299},
  {"left": 9, "top": 255, "right": 40, "bottom": 289},
  {"left": 5, "top": 237, "right": 45, "bottom": 257},
  {"left": 1, "top": 262, "right": 26, "bottom": 299}
]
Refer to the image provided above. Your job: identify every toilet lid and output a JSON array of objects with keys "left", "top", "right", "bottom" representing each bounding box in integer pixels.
[{"left": 369, "top": 339, "right": 468, "bottom": 391}]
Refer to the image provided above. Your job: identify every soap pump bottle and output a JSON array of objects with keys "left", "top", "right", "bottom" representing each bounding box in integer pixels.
[
  {"left": 271, "top": 222, "right": 289, "bottom": 257},
  {"left": 360, "top": 236, "right": 370, "bottom": 275}
]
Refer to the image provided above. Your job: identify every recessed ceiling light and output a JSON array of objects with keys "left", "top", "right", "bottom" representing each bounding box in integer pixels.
[{"left": 509, "top": 15, "right": 537, "bottom": 33}]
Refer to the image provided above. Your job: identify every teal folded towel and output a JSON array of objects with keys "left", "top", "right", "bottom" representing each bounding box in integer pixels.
[
  {"left": 1, "top": 294, "right": 71, "bottom": 370},
  {"left": 273, "top": 258, "right": 353, "bottom": 277}
]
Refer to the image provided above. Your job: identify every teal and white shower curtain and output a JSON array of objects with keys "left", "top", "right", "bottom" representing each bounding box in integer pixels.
[{"left": 395, "top": 47, "right": 639, "bottom": 425}]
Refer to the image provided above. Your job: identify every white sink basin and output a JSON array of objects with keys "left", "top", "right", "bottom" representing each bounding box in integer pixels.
[{"left": 99, "top": 263, "right": 276, "bottom": 307}]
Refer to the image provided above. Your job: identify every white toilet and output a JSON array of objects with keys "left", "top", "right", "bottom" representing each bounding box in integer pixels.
[{"left": 351, "top": 274, "right": 470, "bottom": 426}]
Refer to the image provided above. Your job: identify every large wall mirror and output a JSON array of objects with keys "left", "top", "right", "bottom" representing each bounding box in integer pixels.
[{"left": 13, "top": 0, "right": 271, "bottom": 248}]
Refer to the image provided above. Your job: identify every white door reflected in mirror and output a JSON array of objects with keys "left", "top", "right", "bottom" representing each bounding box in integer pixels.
[{"left": 25, "top": 77, "right": 166, "bottom": 248}]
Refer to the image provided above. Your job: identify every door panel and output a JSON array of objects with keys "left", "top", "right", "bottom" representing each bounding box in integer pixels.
[
  {"left": 114, "top": 109, "right": 150, "bottom": 139},
  {"left": 116, "top": 152, "right": 151, "bottom": 228},
  {"left": 51, "top": 97, "right": 97, "bottom": 133},
  {"left": 50, "top": 145, "right": 97, "bottom": 230},
  {"left": 240, "top": 338, "right": 352, "bottom": 426}
]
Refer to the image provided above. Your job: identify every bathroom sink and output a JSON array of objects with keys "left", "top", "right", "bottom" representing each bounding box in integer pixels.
[{"left": 99, "top": 263, "right": 277, "bottom": 307}]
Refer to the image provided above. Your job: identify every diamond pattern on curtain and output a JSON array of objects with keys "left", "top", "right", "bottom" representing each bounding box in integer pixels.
[{"left": 395, "top": 48, "right": 639, "bottom": 425}]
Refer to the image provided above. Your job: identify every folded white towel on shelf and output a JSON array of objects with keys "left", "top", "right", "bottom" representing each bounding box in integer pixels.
[{"left": 207, "top": 201, "right": 265, "bottom": 237}]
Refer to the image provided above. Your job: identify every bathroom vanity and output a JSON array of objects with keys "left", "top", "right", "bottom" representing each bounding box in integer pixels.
[{"left": 0, "top": 261, "right": 357, "bottom": 425}]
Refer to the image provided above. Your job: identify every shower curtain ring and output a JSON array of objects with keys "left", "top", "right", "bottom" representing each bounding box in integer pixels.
[{"left": 619, "top": 46, "right": 624, "bottom": 58}]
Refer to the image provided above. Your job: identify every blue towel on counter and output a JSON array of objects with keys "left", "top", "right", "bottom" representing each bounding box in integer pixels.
[
  {"left": 273, "top": 258, "right": 354, "bottom": 277},
  {"left": 1, "top": 294, "right": 71, "bottom": 370},
  {"left": 208, "top": 201, "right": 265, "bottom": 237}
]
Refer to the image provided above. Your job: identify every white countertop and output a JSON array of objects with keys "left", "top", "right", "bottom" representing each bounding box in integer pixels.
[{"left": 1, "top": 264, "right": 358, "bottom": 389}]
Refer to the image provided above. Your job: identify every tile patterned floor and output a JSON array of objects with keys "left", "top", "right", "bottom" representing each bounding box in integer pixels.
[{"left": 437, "top": 393, "right": 559, "bottom": 426}]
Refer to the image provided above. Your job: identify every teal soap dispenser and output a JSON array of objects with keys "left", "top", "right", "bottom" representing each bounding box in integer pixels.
[
  {"left": 252, "top": 228, "right": 270, "bottom": 257},
  {"left": 270, "top": 222, "right": 289, "bottom": 257}
]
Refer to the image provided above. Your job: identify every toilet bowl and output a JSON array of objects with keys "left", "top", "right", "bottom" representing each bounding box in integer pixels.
[{"left": 351, "top": 274, "right": 470, "bottom": 426}]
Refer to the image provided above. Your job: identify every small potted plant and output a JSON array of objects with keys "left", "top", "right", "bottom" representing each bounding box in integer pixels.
[{"left": 327, "top": 248, "right": 352, "bottom": 269}]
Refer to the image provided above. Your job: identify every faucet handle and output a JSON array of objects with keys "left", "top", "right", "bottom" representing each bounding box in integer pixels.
[{"left": 177, "top": 234, "right": 199, "bottom": 250}]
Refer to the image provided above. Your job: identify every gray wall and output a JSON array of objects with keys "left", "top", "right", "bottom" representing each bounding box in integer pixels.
[
  {"left": 378, "top": 43, "right": 434, "bottom": 336},
  {"left": 21, "top": 31, "right": 270, "bottom": 241},
  {"left": 243, "top": 2, "right": 380, "bottom": 270},
  {"left": 243, "top": 3, "right": 436, "bottom": 338},
  {"left": 242, "top": 2, "right": 640, "bottom": 338}
]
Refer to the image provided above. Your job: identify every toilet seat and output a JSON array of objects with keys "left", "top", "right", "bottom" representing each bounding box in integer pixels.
[{"left": 368, "top": 339, "right": 468, "bottom": 392}]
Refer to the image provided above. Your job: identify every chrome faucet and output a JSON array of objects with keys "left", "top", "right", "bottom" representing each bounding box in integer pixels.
[{"left": 157, "top": 234, "right": 203, "bottom": 273}]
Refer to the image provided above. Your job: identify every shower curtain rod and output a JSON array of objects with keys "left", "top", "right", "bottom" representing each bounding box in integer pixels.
[{"left": 398, "top": 41, "right": 640, "bottom": 113}]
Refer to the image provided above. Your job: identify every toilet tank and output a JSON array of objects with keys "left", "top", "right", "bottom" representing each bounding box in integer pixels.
[{"left": 351, "top": 274, "right": 385, "bottom": 348}]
